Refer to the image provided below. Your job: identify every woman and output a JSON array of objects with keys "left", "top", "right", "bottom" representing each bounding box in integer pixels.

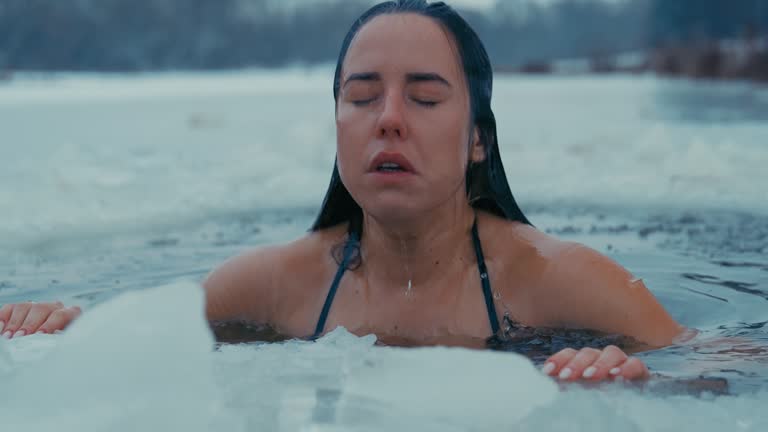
[{"left": 0, "top": 0, "right": 685, "bottom": 383}]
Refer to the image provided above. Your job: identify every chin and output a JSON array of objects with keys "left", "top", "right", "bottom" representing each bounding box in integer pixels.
[{"left": 362, "top": 199, "right": 423, "bottom": 225}]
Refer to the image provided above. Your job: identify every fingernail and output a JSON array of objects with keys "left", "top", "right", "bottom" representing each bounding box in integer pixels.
[
  {"left": 559, "top": 368, "right": 572, "bottom": 380},
  {"left": 53, "top": 329, "right": 62, "bottom": 335},
  {"left": 610, "top": 367, "right": 621, "bottom": 375},
  {"left": 583, "top": 366, "right": 597, "bottom": 378},
  {"left": 3, "top": 330, "right": 12, "bottom": 339},
  {"left": 13, "top": 330, "right": 25, "bottom": 339},
  {"left": 541, "top": 362, "right": 556, "bottom": 375},
  {"left": 35, "top": 330, "right": 46, "bottom": 335}
]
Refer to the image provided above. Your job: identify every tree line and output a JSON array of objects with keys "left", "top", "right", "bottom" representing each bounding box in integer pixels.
[{"left": 0, "top": 0, "right": 766, "bottom": 72}]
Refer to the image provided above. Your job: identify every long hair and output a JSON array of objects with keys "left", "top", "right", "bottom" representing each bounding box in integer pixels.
[{"left": 311, "top": 0, "right": 531, "bottom": 238}]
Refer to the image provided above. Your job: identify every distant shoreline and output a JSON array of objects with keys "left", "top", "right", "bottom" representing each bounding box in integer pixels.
[
  {"left": 496, "top": 37, "right": 768, "bottom": 84},
  {"left": 3, "top": 38, "right": 767, "bottom": 86}
]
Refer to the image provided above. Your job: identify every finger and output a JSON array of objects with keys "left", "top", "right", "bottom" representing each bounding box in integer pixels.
[
  {"left": 584, "top": 345, "right": 628, "bottom": 381},
  {"left": 541, "top": 348, "right": 578, "bottom": 377},
  {"left": 38, "top": 307, "right": 80, "bottom": 334},
  {"left": 4, "top": 303, "right": 32, "bottom": 338},
  {"left": 611, "top": 357, "right": 650, "bottom": 381},
  {"left": 559, "top": 348, "right": 601, "bottom": 381},
  {"left": 18, "top": 305, "right": 55, "bottom": 336}
]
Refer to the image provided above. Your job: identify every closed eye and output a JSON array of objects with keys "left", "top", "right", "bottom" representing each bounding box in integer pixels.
[
  {"left": 352, "top": 97, "right": 377, "bottom": 106},
  {"left": 413, "top": 98, "right": 438, "bottom": 108}
]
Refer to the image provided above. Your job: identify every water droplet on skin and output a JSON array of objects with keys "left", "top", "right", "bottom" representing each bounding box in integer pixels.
[
  {"left": 501, "top": 312, "right": 513, "bottom": 333},
  {"left": 400, "top": 238, "right": 414, "bottom": 297}
]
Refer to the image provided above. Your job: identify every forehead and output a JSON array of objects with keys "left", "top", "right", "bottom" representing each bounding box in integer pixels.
[{"left": 343, "top": 13, "right": 463, "bottom": 82}]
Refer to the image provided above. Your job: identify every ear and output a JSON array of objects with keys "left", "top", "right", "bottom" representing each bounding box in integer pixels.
[{"left": 469, "top": 127, "right": 485, "bottom": 163}]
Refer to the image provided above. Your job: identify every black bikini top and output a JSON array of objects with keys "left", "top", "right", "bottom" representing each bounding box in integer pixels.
[{"left": 312, "top": 218, "right": 500, "bottom": 339}]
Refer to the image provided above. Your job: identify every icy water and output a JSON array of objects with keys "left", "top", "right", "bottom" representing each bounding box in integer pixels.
[{"left": 0, "top": 70, "right": 767, "bottom": 430}]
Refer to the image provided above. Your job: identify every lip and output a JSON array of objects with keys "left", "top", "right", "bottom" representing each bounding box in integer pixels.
[{"left": 368, "top": 151, "right": 416, "bottom": 174}]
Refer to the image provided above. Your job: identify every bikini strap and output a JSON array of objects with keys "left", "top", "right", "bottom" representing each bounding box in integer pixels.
[
  {"left": 471, "top": 218, "right": 501, "bottom": 336},
  {"left": 313, "top": 219, "right": 499, "bottom": 339},
  {"left": 312, "top": 231, "right": 359, "bottom": 340}
]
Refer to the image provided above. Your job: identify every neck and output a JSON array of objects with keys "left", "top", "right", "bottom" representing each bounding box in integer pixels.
[{"left": 359, "top": 200, "right": 477, "bottom": 295}]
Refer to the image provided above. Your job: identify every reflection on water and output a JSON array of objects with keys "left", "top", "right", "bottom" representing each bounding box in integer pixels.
[{"left": 682, "top": 273, "right": 768, "bottom": 300}]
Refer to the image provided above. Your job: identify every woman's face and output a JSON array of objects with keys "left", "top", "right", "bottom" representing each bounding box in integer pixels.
[{"left": 336, "top": 13, "right": 483, "bottom": 223}]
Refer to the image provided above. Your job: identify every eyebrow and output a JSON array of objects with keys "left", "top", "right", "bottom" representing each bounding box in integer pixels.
[
  {"left": 344, "top": 72, "right": 380, "bottom": 87},
  {"left": 343, "top": 72, "right": 452, "bottom": 88},
  {"left": 406, "top": 72, "right": 451, "bottom": 87}
]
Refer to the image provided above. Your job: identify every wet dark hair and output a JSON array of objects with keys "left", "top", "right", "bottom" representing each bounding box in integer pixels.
[{"left": 311, "top": 0, "right": 531, "bottom": 239}]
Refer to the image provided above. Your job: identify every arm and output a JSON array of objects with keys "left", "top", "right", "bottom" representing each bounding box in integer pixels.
[
  {"left": 541, "top": 243, "right": 684, "bottom": 347},
  {"left": 537, "top": 243, "right": 685, "bottom": 381}
]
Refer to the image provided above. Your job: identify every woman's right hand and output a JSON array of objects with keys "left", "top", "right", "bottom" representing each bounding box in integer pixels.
[{"left": 0, "top": 302, "right": 82, "bottom": 339}]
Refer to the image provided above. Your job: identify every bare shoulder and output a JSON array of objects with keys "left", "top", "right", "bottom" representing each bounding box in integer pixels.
[
  {"left": 479, "top": 211, "right": 626, "bottom": 274},
  {"left": 478, "top": 212, "right": 682, "bottom": 345},
  {"left": 477, "top": 211, "right": 567, "bottom": 265},
  {"left": 542, "top": 240, "right": 683, "bottom": 345},
  {"left": 203, "top": 224, "right": 348, "bottom": 324}
]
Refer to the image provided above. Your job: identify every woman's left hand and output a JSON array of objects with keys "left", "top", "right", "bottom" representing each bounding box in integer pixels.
[{"left": 541, "top": 345, "right": 649, "bottom": 382}]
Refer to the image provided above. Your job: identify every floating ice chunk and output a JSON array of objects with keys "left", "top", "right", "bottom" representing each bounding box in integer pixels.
[
  {"left": 337, "top": 344, "right": 558, "bottom": 430},
  {"left": 0, "top": 337, "right": 12, "bottom": 374},
  {"left": 316, "top": 326, "right": 378, "bottom": 349},
  {"left": 519, "top": 386, "right": 768, "bottom": 432},
  {"left": 209, "top": 327, "right": 556, "bottom": 431},
  {"left": 0, "top": 282, "right": 243, "bottom": 432},
  {"left": 3, "top": 332, "right": 60, "bottom": 366}
]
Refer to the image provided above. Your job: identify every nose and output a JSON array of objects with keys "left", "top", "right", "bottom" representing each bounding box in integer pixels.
[{"left": 376, "top": 90, "right": 408, "bottom": 140}]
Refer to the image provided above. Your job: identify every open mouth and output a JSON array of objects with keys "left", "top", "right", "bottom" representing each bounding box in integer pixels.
[
  {"left": 376, "top": 162, "right": 406, "bottom": 173},
  {"left": 369, "top": 152, "right": 415, "bottom": 174}
]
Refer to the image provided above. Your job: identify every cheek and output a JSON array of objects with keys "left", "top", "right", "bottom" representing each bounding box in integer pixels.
[
  {"left": 336, "top": 107, "right": 368, "bottom": 149},
  {"left": 335, "top": 114, "right": 366, "bottom": 184},
  {"left": 425, "top": 120, "right": 471, "bottom": 178}
]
